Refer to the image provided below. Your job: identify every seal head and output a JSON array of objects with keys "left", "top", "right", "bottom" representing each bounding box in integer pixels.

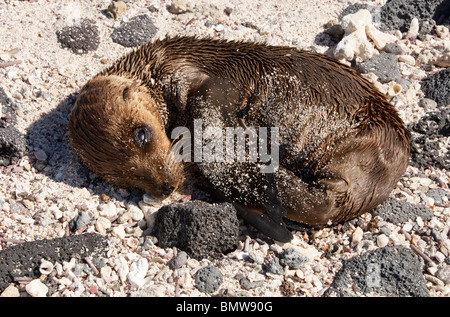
[{"left": 68, "top": 75, "right": 183, "bottom": 199}]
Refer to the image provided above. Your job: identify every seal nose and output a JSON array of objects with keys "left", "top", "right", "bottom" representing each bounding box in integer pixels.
[{"left": 161, "top": 183, "right": 175, "bottom": 196}]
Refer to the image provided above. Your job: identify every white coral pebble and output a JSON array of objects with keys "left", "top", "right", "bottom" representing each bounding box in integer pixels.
[
  {"left": 365, "top": 24, "right": 398, "bottom": 50},
  {"left": 334, "top": 10, "right": 374, "bottom": 61},
  {"left": 25, "top": 279, "right": 48, "bottom": 297},
  {"left": 334, "top": 9, "right": 398, "bottom": 61},
  {"left": 128, "top": 257, "right": 149, "bottom": 289}
]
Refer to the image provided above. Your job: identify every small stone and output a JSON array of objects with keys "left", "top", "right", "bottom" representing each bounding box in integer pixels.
[
  {"left": 436, "top": 266, "right": 450, "bottom": 285},
  {"left": 0, "top": 284, "right": 20, "bottom": 297},
  {"left": 167, "top": 251, "right": 188, "bottom": 269},
  {"left": 167, "top": 0, "right": 191, "bottom": 14},
  {"left": 100, "top": 201, "right": 117, "bottom": 218},
  {"left": 384, "top": 42, "right": 403, "bottom": 55},
  {"left": 248, "top": 251, "right": 264, "bottom": 264},
  {"left": 418, "top": 98, "right": 437, "bottom": 110},
  {"left": 15, "top": 182, "right": 30, "bottom": 198},
  {"left": 416, "top": 217, "right": 424, "bottom": 228},
  {"left": 435, "top": 252, "right": 446, "bottom": 263},
  {"left": 128, "top": 257, "right": 149, "bottom": 288},
  {"left": 39, "top": 259, "right": 54, "bottom": 275},
  {"left": 421, "top": 68, "right": 450, "bottom": 108},
  {"left": 435, "top": 25, "right": 449, "bottom": 39},
  {"left": 402, "top": 222, "right": 413, "bottom": 232},
  {"left": 70, "top": 211, "right": 91, "bottom": 232},
  {"left": 214, "top": 24, "right": 224, "bottom": 32},
  {"left": 425, "top": 189, "right": 448, "bottom": 204},
  {"left": 112, "top": 225, "right": 126, "bottom": 240},
  {"left": 408, "top": 17, "right": 419, "bottom": 37},
  {"left": 195, "top": 265, "right": 223, "bottom": 293},
  {"left": 280, "top": 247, "right": 308, "bottom": 269},
  {"left": 264, "top": 257, "right": 284, "bottom": 274},
  {"left": 430, "top": 228, "right": 443, "bottom": 242},
  {"left": 136, "top": 284, "right": 166, "bottom": 297},
  {"left": 372, "top": 198, "right": 434, "bottom": 225},
  {"left": 325, "top": 246, "right": 429, "bottom": 297},
  {"left": 139, "top": 201, "right": 158, "bottom": 229},
  {"left": 56, "top": 19, "right": 100, "bottom": 55},
  {"left": 34, "top": 149, "right": 48, "bottom": 161},
  {"left": 100, "top": 193, "right": 109, "bottom": 202},
  {"left": 398, "top": 55, "right": 415, "bottom": 65},
  {"left": 115, "top": 256, "right": 129, "bottom": 282},
  {"left": 111, "top": 15, "right": 158, "bottom": 47},
  {"left": 127, "top": 201, "right": 144, "bottom": 221},
  {"left": 376, "top": 234, "right": 389, "bottom": 247},
  {"left": 224, "top": 7, "right": 232, "bottom": 16},
  {"left": 154, "top": 201, "right": 239, "bottom": 260},
  {"left": 352, "top": 227, "right": 364, "bottom": 244},
  {"left": 239, "top": 277, "right": 264, "bottom": 290},
  {"left": 95, "top": 217, "right": 111, "bottom": 235},
  {"left": 107, "top": 0, "right": 127, "bottom": 19},
  {"left": 100, "top": 265, "right": 112, "bottom": 279},
  {"left": 356, "top": 52, "right": 400, "bottom": 83},
  {"left": 148, "top": 3, "right": 160, "bottom": 12},
  {"left": 89, "top": 284, "right": 98, "bottom": 294},
  {"left": 0, "top": 125, "right": 27, "bottom": 166},
  {"left": 25, "top": 279, "right": 48, "bottom": 297}
]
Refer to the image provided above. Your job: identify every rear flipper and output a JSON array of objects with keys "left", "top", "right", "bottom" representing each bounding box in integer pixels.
[
  {"left": 234, "top": 172, "right": 292, "bottom": 242},
  {"left": 233, "top": 203, "right": 293, "bottom": 242},
  {"left": 209, "top": 171, "right": 293, "bottom": 242}
]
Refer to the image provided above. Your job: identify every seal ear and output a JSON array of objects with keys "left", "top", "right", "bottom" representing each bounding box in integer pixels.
[{"left": 122, "top": 80, "right": 139, "bottom": 100}]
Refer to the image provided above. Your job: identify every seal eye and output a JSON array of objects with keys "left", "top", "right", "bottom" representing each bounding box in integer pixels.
[{"left": 133, "top": 126, "right": 152, "bottom": 149}]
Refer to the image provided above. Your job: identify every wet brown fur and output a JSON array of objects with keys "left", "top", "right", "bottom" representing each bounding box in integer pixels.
[{"left": 68, "top": 36, "right": 410, "bottom": 230}]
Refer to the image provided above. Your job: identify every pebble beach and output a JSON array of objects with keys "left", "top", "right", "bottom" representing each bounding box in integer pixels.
[{"left": 0, "top": 0, "right": 449, "bottom": 298}]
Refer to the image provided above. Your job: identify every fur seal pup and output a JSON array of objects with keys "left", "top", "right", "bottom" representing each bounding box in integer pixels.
[{"left": 68, "top": 37, "right": 410, "bottom": 242}]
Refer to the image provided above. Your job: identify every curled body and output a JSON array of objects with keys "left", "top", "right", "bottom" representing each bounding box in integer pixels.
[{"left": 68, "top": 37, "right": 410, "bottom": 242}]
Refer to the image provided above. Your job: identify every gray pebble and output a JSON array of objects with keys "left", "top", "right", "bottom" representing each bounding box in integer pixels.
[
  {"left": 436, "top": 266, "right": 450, "bottom": 285},
  {"left": 34, "top": 149, "right": 48, "bottom": 162},
  {"left": 430, "top": 228, "right": 443, "bottom": 242},
  {"left": 70, "top": 211, "right": 91, "bottom": 232},
  {"left": 419, "top": 98, "right": 438, "bottom": 110},
  {"left": 383, "top": 42, "right": 403, "bottom": 55},
  {"left": 371, "top": 198, "right": 434, "bottom": 225},
  {"left": 379, "top": 0, "right": 443, "bottom": 32},
  {"left": 195, "top": 266, "right": 223, "bottom": 293},
  {"left": 394, "top": 77, "right": 411, "bottom": 91},
  {"left": 111, "top": 15, "right": 158, "bottom": 47},
  {"left": 355, "top": 53, "right": 400, "bottom": 83},
  {"left": 426, "top": 189, "right": 448, "bottom": 204},
  {"left": 56, "top": 19, "right": 100, "bottom": 55},
  {"left": 248, "top": 251, "right": 264, "bottom": 264},
  {"left": 167, "top": 251, "right": 187, "bottom": 269},
  {"left": 421, "top": 68, "right": 450, "bottom": 108},
  {"left": 280, "top": 247, "right": 308, "bottom": 269},
  {"left": 325, "top": 246, "right": 429, "bottom": 297},
  {"left": 239, "top": 277, "right": 264, "bottom": 290},
  {"left": 264, "top": 257, "right": 283, "bottom": 274},
  {"left": 154, "top": 201, "right": 239, "bottom": 260}
]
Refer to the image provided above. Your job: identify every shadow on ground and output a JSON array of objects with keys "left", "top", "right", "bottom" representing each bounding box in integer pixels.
[{"left": 25, "top": 94, "right": 122, "bottom": 198}]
